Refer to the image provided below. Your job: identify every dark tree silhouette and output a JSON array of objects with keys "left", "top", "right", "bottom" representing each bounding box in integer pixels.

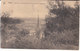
[{"left": 45, "top": 0, "right": 79, "bottom": 36}]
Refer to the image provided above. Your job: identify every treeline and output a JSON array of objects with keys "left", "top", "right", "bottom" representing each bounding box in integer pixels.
[{"left": 1, "top": 12, "right": 22, "bottom": 24}]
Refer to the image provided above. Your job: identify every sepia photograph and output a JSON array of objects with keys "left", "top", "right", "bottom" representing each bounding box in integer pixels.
[{"left": 1, "top": 0, "right": 79, "bottom": 50}]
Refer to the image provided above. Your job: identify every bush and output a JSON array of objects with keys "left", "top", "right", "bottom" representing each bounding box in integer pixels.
[{"left": 1, "top": 12, "right": 22, "bottom": 24}]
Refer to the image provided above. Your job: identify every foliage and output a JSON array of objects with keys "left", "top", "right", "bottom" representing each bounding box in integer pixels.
[
  {"left": 44, "top": 1, "right": 79, "bottom": 48},
  {"left": 1, "top": 12, "right": 22, "bottom": 24},
  {"left": 45, "top": 1, "right": 79, "bottom": 34}
]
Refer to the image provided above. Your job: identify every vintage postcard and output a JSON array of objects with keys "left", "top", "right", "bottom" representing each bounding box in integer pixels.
[{"left": 1, "top": 0, "right": 79, "bottom": 50}]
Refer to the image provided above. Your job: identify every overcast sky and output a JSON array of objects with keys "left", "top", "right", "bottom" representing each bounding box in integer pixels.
[
  {"left": 2, "top": 0, "right": 48, "bottom": 19},
  {"left": 2, "top": 0, "right": 78, "bottom": 19}
]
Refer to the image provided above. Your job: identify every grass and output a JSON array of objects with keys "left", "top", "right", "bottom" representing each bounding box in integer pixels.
[{"left": 1, "top": 17, "right": 79, "bottom": 49}]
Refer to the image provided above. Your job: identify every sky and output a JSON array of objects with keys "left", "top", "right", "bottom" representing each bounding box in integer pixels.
[
  {"left": 2, "top": 0, "right": 48, "bottom": 19},
  {"left": 1, "top": 0, "right": 78, "bottom": 19}
]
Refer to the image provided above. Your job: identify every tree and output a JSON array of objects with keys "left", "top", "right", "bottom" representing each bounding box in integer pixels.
[{"left": 45, "top": 0, "right": 79, "bottom": 36}]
